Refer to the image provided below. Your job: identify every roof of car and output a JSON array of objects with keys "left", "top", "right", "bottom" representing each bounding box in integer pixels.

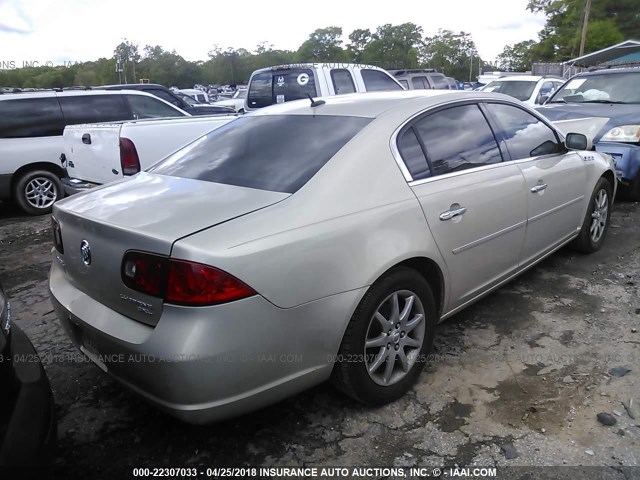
[
  {"left": 249, "top": 90, "right": 516, "bottom": 119},
  {"left": 579, "top": 66, "right": 640, "bottom": 75},
  {"left": 97, "top": 83, "right": 166, "bottom": 89},
  {"left": 0, "top": 89, "right": 157, "bottom": 100},
  {"left": 251, "top": 63, "right": 387, "bottom": 74},
  {"left": 487, "top": 75, "right": 562, "bottom": 82}
]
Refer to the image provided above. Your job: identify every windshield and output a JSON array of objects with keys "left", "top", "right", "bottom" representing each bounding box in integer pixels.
[
  {"left": 148, "top": 115, "right": 372, "bottom": 193},
  {"left": 481, "top": 80, "right": 537, "bottom": 101},
  {"left": 233, "top": 89, "right": 247, "bottom": 99},
  {"left": 548, "top": 72, "right": 640, "bottom": 104}
]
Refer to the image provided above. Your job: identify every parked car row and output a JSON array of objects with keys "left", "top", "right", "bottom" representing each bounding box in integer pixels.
[{"left": 2, "top": 63, "right": 640, "bottom": 217}]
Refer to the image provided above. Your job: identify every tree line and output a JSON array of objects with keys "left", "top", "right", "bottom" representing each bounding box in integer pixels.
[{"left": 1, "top": 1, "right": 638, "bottom": 88}]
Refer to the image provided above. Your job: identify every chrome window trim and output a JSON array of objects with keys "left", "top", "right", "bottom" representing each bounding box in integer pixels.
[
  {"left": 390, "top": 97, "right": 570, "bottom": 184},
  {"left": 408, "top": 160, "right": 518, "bottom": 187}
]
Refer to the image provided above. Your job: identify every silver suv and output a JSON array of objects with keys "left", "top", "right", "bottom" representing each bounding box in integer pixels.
[{"left": 389, "top": 69, "right": 453, "bottom": 90}]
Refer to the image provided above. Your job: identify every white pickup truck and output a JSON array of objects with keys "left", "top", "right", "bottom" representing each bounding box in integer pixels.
[{"left": 62, "top": 114, "right": 236, "bottom": 195}]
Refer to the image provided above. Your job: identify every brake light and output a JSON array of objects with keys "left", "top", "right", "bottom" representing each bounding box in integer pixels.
[
  {"left": 52, "top": 216, "right": 64, "bottom": 254},
  {"left": 119, "top": 137, "right": 140, "bottom": 175},
  {"left": 167, "top": 260, "right": 256, "bottom": 306},
  {"left": 121, "top": 252, "right": 256, "bottom": 306}
]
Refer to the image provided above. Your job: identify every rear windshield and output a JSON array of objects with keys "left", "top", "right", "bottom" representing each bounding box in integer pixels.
[
  {"left": 247, "top": 68, "right": 318, "bottom": 109},
  {"left": 148, "top": 115, "right": 372, "bottom": 193}
]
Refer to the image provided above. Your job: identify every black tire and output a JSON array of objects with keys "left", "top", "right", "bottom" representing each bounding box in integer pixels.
[
  {"left": 332, "top": 267, "right": 437, "bottom": 405},
  {"left": 14, "top": 170, "right": 63, "bottom": 216},
  {"left": 572, "top": 176, "right": 613, "bottom": 253},
  {"left": 620, "top": 174, "right": 640, "bottom": 202}
]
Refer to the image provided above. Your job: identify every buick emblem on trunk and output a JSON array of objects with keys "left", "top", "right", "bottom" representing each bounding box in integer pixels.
[{"left": 80, "top": 240, "right": 91, "bottom": 266}]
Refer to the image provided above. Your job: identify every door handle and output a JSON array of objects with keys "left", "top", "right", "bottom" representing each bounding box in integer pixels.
[
  {"left": 81, "top": 133, "right": 91, "bottom": 145},
  {"left": 439, "top": 207, "right": 467, "bottom": 221},
  {"left": 531, "top": 183, "right": 548, "bottom": 193}
]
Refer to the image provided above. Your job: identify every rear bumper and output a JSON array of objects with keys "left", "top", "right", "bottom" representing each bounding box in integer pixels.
[
  {"left": 62, "top": 177, "right": 100, "bottom": 196},
  {"left": 48, "top": 256, "right": 362, "bottom": 424},
  {"left": 0, "top": 325, "right": 57, "bottom": 467}
]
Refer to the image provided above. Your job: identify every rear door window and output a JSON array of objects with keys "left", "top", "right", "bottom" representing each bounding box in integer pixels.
[
  {"left": 429, "top": 75, "right": 450, "bottom": 89},
  {"left": 411, "top": 77, "right": 429, "bottom": 89},
  {"left": 397, "top": 128, "right": 431, "bottom": 180},
  {"left": 149, "top": 115, "right": 372, "bottom": 193},
  {"left": 126, "top": 95, "right": 184, "bottom": 119},
  {"left": 59, "top": 95, "right": 132, "bottom": 124},
  {"left": 331, "top": 69, "right": 356, "bottom": 95},
  {"left": 247, "top": 69, "right": 318, "bottom": 109},
  {"left": 413, "top": 104, "right": 502, "bottom": 176},
  {"left": 361, "top": 69, "right": 403, "bottom": 91},
  {"left": 0, "top": 97, "right": 65, "bottom": 138}
]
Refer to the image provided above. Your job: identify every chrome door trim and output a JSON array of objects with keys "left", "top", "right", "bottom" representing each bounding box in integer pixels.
[
  {"left": 528, "top": 196, "right": 584, "bottom": 224},
  {"left": 441, "top": 228, "right": 580, "bottom": 321},
  {"left": 451, "top": 220, "right": 527, "bottom": 255}
]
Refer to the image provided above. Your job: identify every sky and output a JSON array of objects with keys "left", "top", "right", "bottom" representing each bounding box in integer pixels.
[{"left": 0, "top": 0, "right": 546, "bottom": 68}]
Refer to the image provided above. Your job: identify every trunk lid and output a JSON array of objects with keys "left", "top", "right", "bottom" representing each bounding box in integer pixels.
[
  {"left": 64, "top": 123, "right": 123, "bottom": 184},
  {"left": 53, "top": 173, "right": 289, "bottom": 325}
]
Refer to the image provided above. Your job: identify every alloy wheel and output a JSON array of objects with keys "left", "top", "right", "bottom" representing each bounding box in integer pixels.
[
  {"left": 365, "top": 290, "right": 426, "bottom": 386},
  {"left": 25, "top": 177, "right": 57, "bottom": 210},
  {"left": 589, "top": 188, "right": 608, "bottom": 243}
]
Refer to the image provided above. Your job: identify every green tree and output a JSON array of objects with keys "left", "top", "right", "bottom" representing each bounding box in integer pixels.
[
  {"left": 114, "top": 38, "right": 140, "bottom": 83},
  {"left": 497, "top": 40, "right": 537, "bottom": 71},
  {"left": 359, "top": 23, "right": 424, "bottom": 69},
  {"left": 527, "top": 0, "right": 638, "bottom": 61},
  {"left": 423, "top": 29, "right": 482, "bottom": 80},
  {"left": 296, "top": 27, "right": 348, "bottom": 62}
]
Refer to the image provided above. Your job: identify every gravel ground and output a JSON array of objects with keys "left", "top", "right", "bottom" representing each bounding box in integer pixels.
[{"left": 0, "top": 198, "right": 638, "bottom": 479}]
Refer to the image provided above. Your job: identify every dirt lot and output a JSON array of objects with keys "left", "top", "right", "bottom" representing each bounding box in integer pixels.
[{"left": 0, "top": 198, "right": 639, "bottom": 478}]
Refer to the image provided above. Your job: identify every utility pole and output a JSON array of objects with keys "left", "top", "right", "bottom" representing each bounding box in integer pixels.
[{"left": 579, "top": 0, "right": 592, "bottom": 57}]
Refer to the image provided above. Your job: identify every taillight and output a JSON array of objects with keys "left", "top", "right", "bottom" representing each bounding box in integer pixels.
[
  {"left": 119, "top": 137, "right": 140, "bottom": 176},
  {"left": 122, "top": 251, "right": 168, "bottom": 297},
  {"left": 166, "top": 259, "right": 256, "bottom": 306},
  {"left": 52, "top": 216, "right": 64, "bottom": 254},
  {"left": 121, "top": 252, "right": 256, "bottom": 307}
]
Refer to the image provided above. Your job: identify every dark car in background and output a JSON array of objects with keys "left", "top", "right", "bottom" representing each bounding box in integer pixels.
[
  {"left": 0, "top": 281, "right": 56, "bottom": 469},
  {"left": 536, "top": 67, "right": 640, "bottom": 200},
  {"left": 97, "top": 84, "right": 234, "bottom": 115}
]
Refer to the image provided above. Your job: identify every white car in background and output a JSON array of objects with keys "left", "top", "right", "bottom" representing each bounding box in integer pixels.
[
  {"left": 214, "top": 89, "right": 247, "bottom": 113},
  {"left": 481, "top": 76, "right": 565, "bottom": 106},
  {"left": 178, "top": 88, "right": 210, "bottom": 104}
]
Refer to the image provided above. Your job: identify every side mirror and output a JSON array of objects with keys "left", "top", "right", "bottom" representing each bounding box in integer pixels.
[{"left": 565, "top": 132, "right": 592, "bottom": 151}]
